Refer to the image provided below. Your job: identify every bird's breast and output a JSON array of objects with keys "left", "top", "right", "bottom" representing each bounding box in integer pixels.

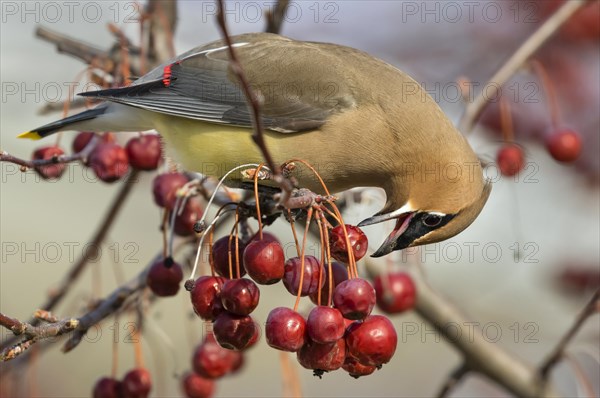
[{"left": 152, "top": 114, "right": 384, "bottom": 194}]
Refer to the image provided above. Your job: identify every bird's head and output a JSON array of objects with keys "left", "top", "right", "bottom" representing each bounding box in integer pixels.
[{"left": 358, "top": 165, "right": 492, "bottom": 258}]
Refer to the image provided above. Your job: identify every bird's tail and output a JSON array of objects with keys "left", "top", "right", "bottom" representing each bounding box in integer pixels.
[{"left": 18, "top": 107, "right": 108, "bottom": 140}]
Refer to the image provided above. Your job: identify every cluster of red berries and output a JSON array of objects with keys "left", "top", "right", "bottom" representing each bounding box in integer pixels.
[
  {"left": 93, "top": 368, "right": 151, "bottom": 398},
  {"left": 32, "top": 132, "right": 162, "bottom": 181},
  {"left": 139, "top": 169, "right": 417, "bottom": 390},
  {"left": 185, "top": 222, "right": 414, "bottom": 379}
]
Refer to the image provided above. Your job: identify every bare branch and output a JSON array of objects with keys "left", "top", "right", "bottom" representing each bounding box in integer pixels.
[
  {"left": 459, "top": 0, "right": 589, "bottom": 133},
  {"left": 0, "top": 311, "right": 78, "bottom": 361},
  {"left": 61, "top": 261, "right": 153, "bottom": 352},
  {"left": 539, "top": 289, "right": 600, "bottom": 378},
  {"left": 215, "top": 0, "right": 294, "bottom": 203},
  {"left": 413, "top": 272, "right": 559, "bottom": 397},
  {"left": 145, "top": 0, "right": 178, "bottom": 63},
  {"left": 0, "top": 135, "right": 100, "bottom": 169},
  {"left": 265, "top": 0, "right": 290, "bottom": 34},
  {"left": 36, "top": 26, "right": 112, "bottom": 68},
  {"left": 436, "top": 363, "right": 470, "bottom": 398}
]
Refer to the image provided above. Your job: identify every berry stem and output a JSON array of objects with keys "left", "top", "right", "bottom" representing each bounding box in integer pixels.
[
  {"left": 287, "top": 209, "right": 301, "bottom": 257},
  {"left": 254, "top": 163, "right": 265, "bottom": 240},
  {"left": 499, "top": 96, "right": 515, "bottom": 143},
  {"left": 315, "top": 211, "right": 325, "bottom": 306},
  {"left": 293, "top": 207, "right": 313, "bottom": 312},
  {"left": 161, "top": 209, "right": 169, "bottom": 259},
  {"left": 208, "top": 227, "right": 215, "bottom": 277},
  {"left": 133, "top": 326, "right": 144, "bottom": 369},
  {"left": 326, "top": 200, "right": 357, "bottom": 279},
  {"left": 168, "top": 180, "right": 196, "bottom": 258},
  {"left": 531, "top": 59, "right": 562, "bottom": 129},
  {"left": 194, "top": 163, "right": 261, "bottom": 234},
  {"left": 188, "top": 203, "right": 237, "bottom": 281},
  {"left": 234, "top": 214, "right": 241, "bottom": 279},
  {"left": 317, "top": 211, "right": 335, "bottom": 306},
  {"left": 111, "top": 316, "right": 120, "bottom": 378}
]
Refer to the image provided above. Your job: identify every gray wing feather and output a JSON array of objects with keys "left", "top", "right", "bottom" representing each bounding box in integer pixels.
[{"left": 81, "top": 34, "right": 356, "bottom": 133}]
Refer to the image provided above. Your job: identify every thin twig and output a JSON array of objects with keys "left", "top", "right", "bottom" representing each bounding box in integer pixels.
[
  {"left": 215, "top": 0, "right": 293, "bottom": 201},
  {"left": 61, "top": 262, "right": 153, "bottom": 353},
  {"left": 459, "top": 0, "right": 589, "bottom": 133},
  {"left": 36, "top": 26, "right": 110, "bottom": 65},
  {"left": 436, "top": 363, "right": 470, "bottom": 398},
  {"left": 0, "top": 312, "right": 78, "bottom": 361},
  {"left": 539, "top": 289, "right": 600, "bottom": 378},
  {"left": 265, "top": 0, "right": 290, "bottom": 34},
  {"left": 0, "top": 135, "right": 100, "bottom": 169}
]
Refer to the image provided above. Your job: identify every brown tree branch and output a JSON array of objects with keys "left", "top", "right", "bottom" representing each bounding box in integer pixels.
[
  {"left": 414, "top": 272, "right": 560, "bottom": 397},
  {"left": 36, "top": 26, "right": 110, "bottom": 66},
  {"left": 0, "top": 135, "right": 100, "bottom": 169},
  {"left": 265, "top": 0, "right": 290, "bottom": 34},
  {"left": 215, "top": 0, "right": 294, "bottom": 203},
  {"left": 363, "top": 258, "right": 560, "bottom": 398},
  {"left": 436, "top": 363, "right": 470, "bottom": 398},
  {"left": 459, "top": 0, "right": 590, "bottom": 133},
  {"left": 61, "top": 260, "right": 153, "bottom": 353},
  {"left": 539, "top": 289, "right": 600, "bottom": 378},
  {"left": 0, "top": 311, "right": 78, "bottom": 361}
]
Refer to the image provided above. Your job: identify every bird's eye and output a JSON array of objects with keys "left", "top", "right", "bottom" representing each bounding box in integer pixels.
[{"left": 423, "top": 214, "right": 443, "bottom": 228}]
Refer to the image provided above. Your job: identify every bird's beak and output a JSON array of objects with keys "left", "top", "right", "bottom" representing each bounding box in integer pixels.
[{"left": 362, "top": 212, "right": 415, "bottom": 258}]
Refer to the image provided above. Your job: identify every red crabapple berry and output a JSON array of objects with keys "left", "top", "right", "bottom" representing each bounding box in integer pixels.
[
  {"left": 146, "top": 257, "right": 183, "bottom": 297},
  {"left": 306, "top": 306, "right": 345, "bottom": 344},
  {"left": 296, "top": 338, "right": 346, "bottom": 376},
  {"left": 329, "top": 224, "right": 368, "bottom": 263},
  {"left": 546, "top": 129, "right": 582, "bottom": 162},
  {"left": 265, "top": 307, "right": 306, "bottom": 352},
  {"left": 192, "top": 334, "right": 241, "bottom": 379},
  {"left": 73, "top": 132, "right": 113, "bottom": 166},
  {"left": 346, "top": 315, "right": 397, "bottom": 367},
  {"left": 333, "top": 278, "right": 376, "bottom": 320},
  {"left": 122, "top": 368, "right": 152, "bottom": 398},
  {"left": 89, "top": 142, "right": 129, "bottom": 183},
  {"left": 213, "top": 312, "right": 257, "bottom": 351},
  {"left": 248, "top": 231, "right": 280, "bottom": 244},
  {"left": 243, "top": 239, "right": 285, "bottom": 284},
  {"left": 152, "top": 172, "right": 189, "bottom": 209},
  {"left": 374, "top": 272, "right": 416, "bottom": 314},
  {"left": 190, "top": 276, "right": 226, "bottom": 321},
  {"left": 93, "top": 377, "right": 122, "bottom": 398},
  {"left": 283, "top": 256, "right": 324, "bottom": 297},
  {"left": 342, "top": 356, "right": 377, "bottom": 379},
  {"left": 72, "top": 132, "right": 95, "bottom": 153},
  {"left": 182, "top": 372, "right": 215, "bottom": 398},
  {"left": 32, "top": 146, "right": 66, "bottom": 179},
  {"left": 126, "top": 134, "right": 162, "bottom": 170},
  {"left": 496, "top": 144, "right": 524, "bottom": 177},
  {"left": 220, "top": 278, "right": 260, "bottom": 316},
  {"left": 212, "top": 236, "right": 246, "bottom": 278},
  {"left": 174, "top": 199, "right": 203, "bottom": 237}
]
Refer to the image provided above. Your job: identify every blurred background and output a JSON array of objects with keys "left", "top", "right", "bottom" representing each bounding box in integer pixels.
[{"left": 1, "top": 1, "right": 598, "bottom": 397}]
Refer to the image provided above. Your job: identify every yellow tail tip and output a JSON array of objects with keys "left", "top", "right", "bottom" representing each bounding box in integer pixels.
[{"left": 17, "top": 131, "right": 42, "bottom": 140}]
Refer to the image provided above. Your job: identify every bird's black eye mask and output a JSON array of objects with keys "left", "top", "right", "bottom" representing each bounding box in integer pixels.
[
  {"left": 394, "top": 212, "right": 456, "bottom": 250},
  {"left": 370, "top": 211, "right": 456, "bottom": 257}
]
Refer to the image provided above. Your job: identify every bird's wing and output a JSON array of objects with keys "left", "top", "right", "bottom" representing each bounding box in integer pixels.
[{"left": 79, "top": 33, "right": 358, "bottom": 133}]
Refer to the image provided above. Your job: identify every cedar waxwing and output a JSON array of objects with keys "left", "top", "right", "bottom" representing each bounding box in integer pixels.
[{"left": 19, "top": 33, "right": 491, "bottom": 257}]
